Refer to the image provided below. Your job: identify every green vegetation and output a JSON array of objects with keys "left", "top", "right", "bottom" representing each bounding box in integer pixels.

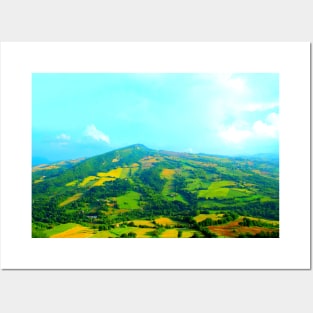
[
  {"left": 116, "top": 191, "right": 141, "bottom": 209},
  {"left": 32, "top": 144, "right": 279, "bottom": 238}
]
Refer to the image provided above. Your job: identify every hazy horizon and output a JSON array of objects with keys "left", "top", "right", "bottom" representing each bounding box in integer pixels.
[{"left": 32, "top": 73, "right": 279, "bottom": 163}]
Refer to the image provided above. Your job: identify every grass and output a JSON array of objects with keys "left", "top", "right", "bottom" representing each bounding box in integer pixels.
[
  {"left": 198, "top": 180, "right": 239, "bottom": 199},
  {"left": 160, "top": 169, "right": 187, "bottom": 204},
  {"left": 116, "top": 191, "right": 141, "bottom": 209},
  {"left": 59, "top": 193, "right": 82, "bottom": 207},
  {"left": 227, "top": 188, "right": 252, "bottom": 198},
  {"left": 91, "top": 231, "right": 118, "bottom": 238},
  {"left": 260, "top": 196, "right": 273, "bottom": 203},
  {"left": 120, "top": 167, "right": 130, "bottom": 178},
  {"left": 198, "top": 187, "right": 229, "bottom": 199},
  {"left": 44, "top": 223, "right": 78, "bottom": 237},
  {"left": 109, "top": 227, "right": 138, "bottom": 236},
  {"left": 108, "top": 226, "right": 156, "bottom": 238},
  {"left": 186, "top": 178, "right": 210, "bottom": 191},
  {"left": 51, "top": 225, "right": 94, "bottom": 238},
  {"left": 198, "top": 198, "right": 234, "bottom": 208}
]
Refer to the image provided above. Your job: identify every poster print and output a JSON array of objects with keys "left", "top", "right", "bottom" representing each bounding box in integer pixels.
[{"left": 1, "top": 42, "right": 310, "bottom": 269}]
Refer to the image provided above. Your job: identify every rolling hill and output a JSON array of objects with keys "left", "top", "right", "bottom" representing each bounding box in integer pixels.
[{"left": 32, "top": 144, "right": 279, "bottom": 238}]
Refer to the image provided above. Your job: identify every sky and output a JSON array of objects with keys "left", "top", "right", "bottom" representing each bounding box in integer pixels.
[{"left": 32, "top": 73, "right": 279, "bottom": 162}]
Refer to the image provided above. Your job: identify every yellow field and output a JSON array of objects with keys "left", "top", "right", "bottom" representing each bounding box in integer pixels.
[
  {"left": 65, "top": 180, "right": 79, "bottom": 187},
  {"left": 182, "top": 230, "right": 195, "bottom": 238},
  {"left": 133, "top": 228, "right": 155, "bottom": 238},
  {"left": 79, "top": 176, "right": 98, "bottom": 187},
  {"left": 154, "top": 217, "right": 176, "bottom": 226},
  {"left": 131, "top": 220, "right": 155, "bottom": 227},
  {"left": 51, "top": 225, "right": 94, "bottom": 238},
  {"left": 97, "top": 172, "right": 110, "bottom": 177},
  {"left": 93, "top": 168, "right": 129, "bottom": 186},
  {"left": 32, "top": 165, "right": 59, "bottom": 172},
  {"left": 160, "top": 168, "right": 175, "bottom": 178},
  {"left": 193, "top": 213, "right": 224, "bottom": 223},
  {"left": 246, "top": 216, "right": 279, "bottom": 226},
  {"left": 93, "top": 176, "right": 116, "bottom": 186},
  {"left": 97, "top": 168, "right": 123, "bottom": 178},
  {"left": 59, "top": 193, "right": 82, "bottom": 207},
  {"left": 34, "top": 178, "right": 44, "bottom": 184},
  {"left": 105, "top": 168, "right": 122, "bottom": 177},
  {"left": 160, "top": 229, "right": 178, "bottom": 238}
]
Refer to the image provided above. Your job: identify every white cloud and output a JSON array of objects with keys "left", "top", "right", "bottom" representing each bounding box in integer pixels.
[
  {"left": 56, "top": 133, "right": 71, "bottom": 140},
  {"left": 219, "top": 125, "right": 252, "bottom": 144},
  {"left": 253, "top": 112, "right": 279, "bottom": 138},
  {"left": 220, "top": 112, "right": 279, "bottom": 144},
  {"left": 85, "top": 124, "right": 110, "bottom": 144}
]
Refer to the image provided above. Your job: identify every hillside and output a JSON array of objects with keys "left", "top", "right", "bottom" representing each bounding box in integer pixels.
[{"left": 32, "top": 144, "right": 279, "bottom": 238}]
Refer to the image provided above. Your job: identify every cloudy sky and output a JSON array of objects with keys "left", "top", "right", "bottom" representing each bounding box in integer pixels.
[{"left": 32, "top": 73, "right": 279, "bottom": 162}]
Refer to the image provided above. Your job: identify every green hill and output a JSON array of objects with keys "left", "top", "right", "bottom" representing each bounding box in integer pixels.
[{"left": 32, "top": 144, "right": 279, "bottom": 238}]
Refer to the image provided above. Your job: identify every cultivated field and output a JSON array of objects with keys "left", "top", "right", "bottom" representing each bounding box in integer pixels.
[
  {"left": 51, "top": 225, "right": 94, "bottom": 238},
  {"left": 116, "top": 191, "right": 141, "bottom": 209},
  {"left": 208, "top": 216, "right": 279, "bottom": 238},
  {"left": 194, "top": 213, "right": 225, "bottom": 223},
  {"left": 160, "top": 229, "right": 178, "bottom": 238},
  {"left": 154, "top": 217, "right": 176, "bottom": 226},
  {"left": 79, "top": 176, "right": 98, "bottom": 187},
  {"left": 59, "top": 193, "right": 82, "bottom": 207}
]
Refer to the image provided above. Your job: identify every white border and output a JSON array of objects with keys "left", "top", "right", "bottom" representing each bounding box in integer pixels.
[{"left": 0, "top": 42, "right": 310, "bottom": 269}]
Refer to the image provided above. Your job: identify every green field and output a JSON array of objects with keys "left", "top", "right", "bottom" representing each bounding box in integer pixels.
[
  {"left": 198, "top": 180, "right": 252, "bottom": 199},
  {"left": 116, "top": 191, "right": 141, "bottom": 209},
  {"left": 43, "top": 223, "right": 79, "bottom": 237}
]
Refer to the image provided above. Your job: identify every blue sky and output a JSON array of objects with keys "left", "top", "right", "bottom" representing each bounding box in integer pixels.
[{"left": 32, "top": 73, "right": 279, "bottom": 162}]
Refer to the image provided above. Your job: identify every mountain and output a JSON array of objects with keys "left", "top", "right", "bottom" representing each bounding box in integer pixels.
[{"left": 32, "top": 144, "right": 279, "bottom": 238}]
